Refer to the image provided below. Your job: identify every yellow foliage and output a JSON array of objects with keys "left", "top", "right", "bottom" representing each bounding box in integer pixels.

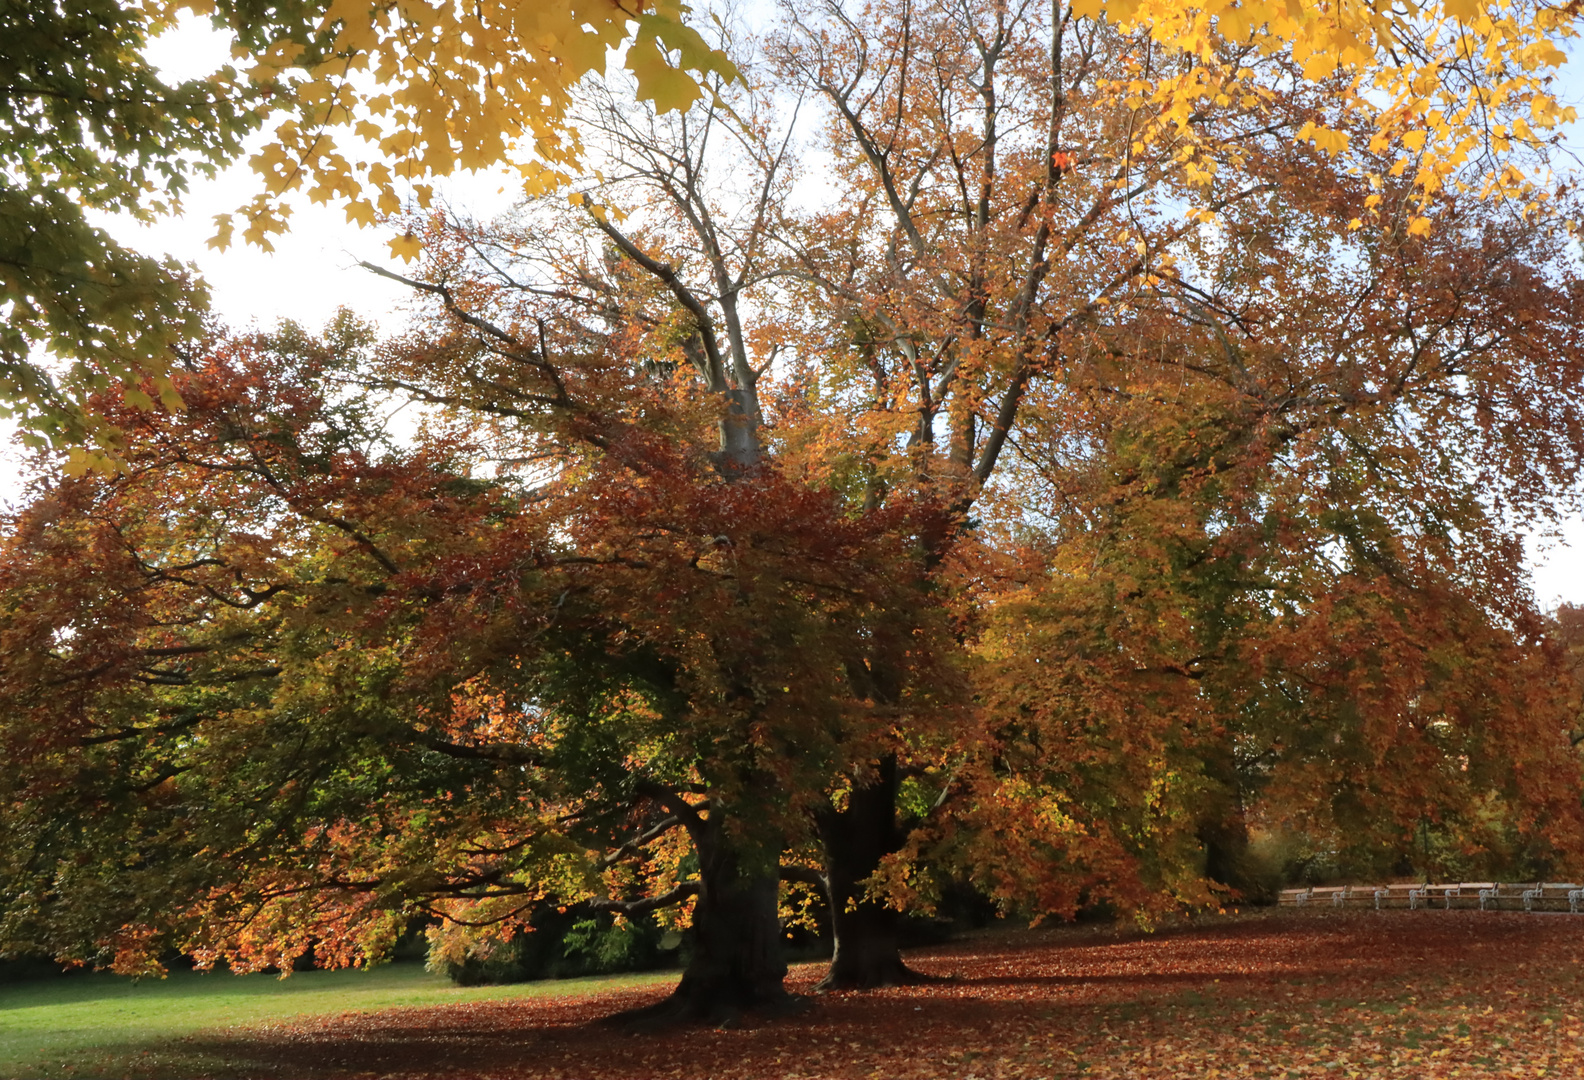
[
  {"left": 1097, "top": 0, "right": 1576, "bottom": 233},
  {"left": 388, "top": 232, "right": 422, "bottom": 262},
  {"left": 211, "top": 0, "right": 738, "bottom": 252},
  {"left": 206, "top": 213, "right": 234, "bottom": 251}
]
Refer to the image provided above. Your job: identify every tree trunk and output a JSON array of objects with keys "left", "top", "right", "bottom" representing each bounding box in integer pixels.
[
  {"left": 814, "top": 755, "right": 933, "bottom": 990},
  {"left": 625, "top": 819, "right": 795, "bottom": 1028},
  {"left": 1196, "top": 740, "right": 1264, "bottom": 900},
  {"left": 823, "top": 892, "right": 913, "bottom": 989},
  {"left": 670, "top": 864, "right": 789, "bottom": 1020}
]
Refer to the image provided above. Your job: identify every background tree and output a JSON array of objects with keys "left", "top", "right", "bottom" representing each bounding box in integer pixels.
[
  {"left": 966, "top": 137, "right": 1584, "bottom": 905},
  {"left": 1552, "top": 603, "right": 1584, "bottom": 750},
  {"left": 758, "top": 0, "right": 1479, "bottom": 981}
]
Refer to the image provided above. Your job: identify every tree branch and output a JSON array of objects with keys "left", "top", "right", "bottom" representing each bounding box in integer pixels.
[{"left": 586, "top": 880, "right": 700, "bottom": 917}]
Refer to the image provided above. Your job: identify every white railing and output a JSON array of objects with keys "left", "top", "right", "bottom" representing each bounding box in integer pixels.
[{"left": 1279, "top": 881, "right": 1584, "bottom": 913}]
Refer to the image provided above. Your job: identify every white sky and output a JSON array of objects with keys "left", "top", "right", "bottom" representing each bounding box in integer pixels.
[{"left": 2, "top": 14, "right": 1582, "bottom": 608}]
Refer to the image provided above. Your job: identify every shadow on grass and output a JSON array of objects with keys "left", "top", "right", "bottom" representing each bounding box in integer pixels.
[{"left": 16, "top": 913, "right": 1581, "bottom": 1080}]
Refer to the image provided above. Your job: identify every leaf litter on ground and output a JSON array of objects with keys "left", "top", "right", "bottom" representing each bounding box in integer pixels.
[{"left": 40, "top": 910, "right": 1584, "bottom": 1078}]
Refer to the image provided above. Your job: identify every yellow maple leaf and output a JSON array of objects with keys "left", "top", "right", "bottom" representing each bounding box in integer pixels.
[
  {"left": 626, "top": 34, "right": 704, "bottom": 115},
  {"left": 389, "top": 232, "right": 422, "bottom": 262},
  {"left": 344, "top": 199, "right": 377, "bottom": 227},
  {"left": 207, "top": 213, "right": 235, "bottom": 252}
]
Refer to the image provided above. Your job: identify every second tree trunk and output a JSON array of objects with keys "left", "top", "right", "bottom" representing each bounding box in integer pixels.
[{"left": 815, "top": 755, "right": 926, "bottom": 990}]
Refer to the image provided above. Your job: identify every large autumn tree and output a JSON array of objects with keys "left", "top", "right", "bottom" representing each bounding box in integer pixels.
[
  {"left": 0, "top": 313, "right": 964, "bottom": 1022},
  {"left": 965, "top": 125, "right": 1584, "bottom": 905},
  {"left": 351, "top": 0, "right": 1351, "bottom": 987},
  {"left": 322, "top": 0, "right": 1583, "bottom": 986},
  {"left": 4, "top": 0, "right": 1583, "bottom": 1024}
]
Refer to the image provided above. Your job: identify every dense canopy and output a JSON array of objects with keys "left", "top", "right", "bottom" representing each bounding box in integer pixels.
[{"left": 2, "top": 0, "right": 1583, "bottom": 1025}]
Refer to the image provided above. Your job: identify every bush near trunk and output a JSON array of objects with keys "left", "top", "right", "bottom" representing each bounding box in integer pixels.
[{"left": 426, "top": 906, "right": 674, "bottom": 987}]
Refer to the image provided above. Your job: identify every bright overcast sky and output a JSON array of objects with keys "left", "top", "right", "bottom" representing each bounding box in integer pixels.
[{"left": 3, "top": 14, "right": 1583, "bottom": 608}]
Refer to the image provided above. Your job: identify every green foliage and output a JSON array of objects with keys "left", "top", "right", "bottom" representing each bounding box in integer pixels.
[
  {"left": 561, "top": 915, "right": 666, "bottom": 972},
  {"left": 424, "top": 908, "right": 672, "bottom": 987},
  {"left": 0, "top": 0, "right": 301, "bottom": 461}
]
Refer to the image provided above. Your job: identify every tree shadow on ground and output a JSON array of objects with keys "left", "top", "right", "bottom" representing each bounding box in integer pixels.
[{"left": 138, "top": 912, "right": 1583, "bottom": 1080}]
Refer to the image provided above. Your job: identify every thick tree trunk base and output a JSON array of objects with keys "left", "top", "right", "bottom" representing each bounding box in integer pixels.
[
  {"left": 814, "top": 955, "right": 952, "bottom": 992},
  {"left": 610, "top": 984, "right": 810, "bottom": 1031},
  {"left": 814, "top": 755, "right": 931, "bottom": 995},
  {"left": 817, "top": 893, "right": 952, "bottom": 993},
  {"left": 608, "top": 862, "right": 793, "bottom": 1030}
]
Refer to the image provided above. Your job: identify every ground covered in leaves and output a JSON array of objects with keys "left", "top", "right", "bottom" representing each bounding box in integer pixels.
[{"left": 33, "top": 910, "right": 1584, "bottom": 1078}]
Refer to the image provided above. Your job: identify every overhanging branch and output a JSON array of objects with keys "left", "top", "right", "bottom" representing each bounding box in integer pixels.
[{"left": 586, "top": 880, "right": 700, "bottom": 917}]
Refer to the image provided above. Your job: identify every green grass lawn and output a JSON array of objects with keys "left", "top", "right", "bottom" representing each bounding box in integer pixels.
[{"left": 0, "top": 962, "right": 677, "bottom": 1079}]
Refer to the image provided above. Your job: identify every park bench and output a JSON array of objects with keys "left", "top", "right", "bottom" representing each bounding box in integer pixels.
[
  {"left": 1489, "top": 882, "right": 1543, "bottom": 910},
  {"left": 1375, "top": 882, "right": 1424, "bottom": 909},
  {"left": 1454, "top": 882, "right": 1493, "bottom": 909},
  {"left": 1520, "top": 883, "right": 1582, "bottom": 912},
  {"left": 1309, "top": 886, "right": 1346, "bottom": 908},
  {"left": 1447, "top": 882, "right": 1496, "bottom": 910},
  {"left": 1419, "top": 882, "right": 1500, "bottom": 910},
  {"left": 1276, "top": 885, "right": 1359, "bottom": 907}
]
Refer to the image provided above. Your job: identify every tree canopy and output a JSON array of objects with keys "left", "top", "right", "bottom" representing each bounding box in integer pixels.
[
  {"left": 3, "top": 0, "right": 1578, "bottom": 467},
  {"left": 3, "top": 0, "right": 1584, "bottom": 1026}
]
